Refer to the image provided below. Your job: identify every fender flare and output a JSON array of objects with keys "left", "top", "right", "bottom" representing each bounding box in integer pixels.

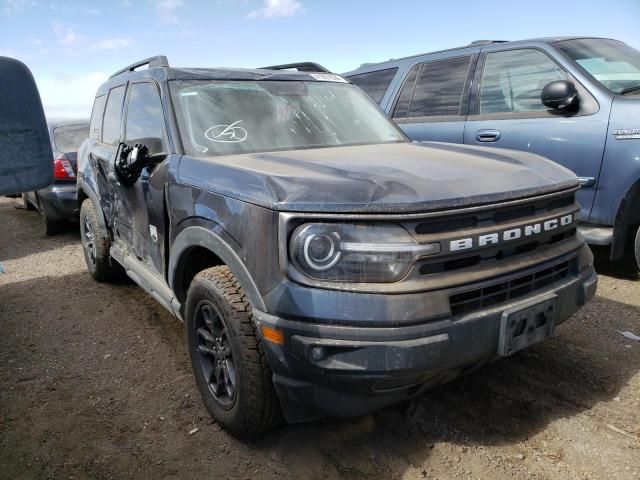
[
  {"left": 168, "top": 226, "right": 266, "bottom": 312},
  {"left": 77, "top": 178, "right": 108, "bottom": 234}
]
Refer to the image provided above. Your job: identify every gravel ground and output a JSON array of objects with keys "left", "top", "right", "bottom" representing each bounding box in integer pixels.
[{"left": 0, "top": 196, "right": 638, "bottom": 480}]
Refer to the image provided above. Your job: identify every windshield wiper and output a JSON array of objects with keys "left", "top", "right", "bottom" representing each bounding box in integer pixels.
[{"left": 620, "top": 84, "right": 640, "bottom": 95}]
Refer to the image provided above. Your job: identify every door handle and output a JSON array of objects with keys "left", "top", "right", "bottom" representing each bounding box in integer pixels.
[{"left": 476, "top": 129, "right": 501, "bottom": 142}]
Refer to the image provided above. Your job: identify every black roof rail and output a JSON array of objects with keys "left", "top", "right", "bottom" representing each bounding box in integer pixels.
[
  {"left": 468, "top": 40, "right": 508, "bottom": 46},
  {"left": 260, "top": 62, "right": 330, "bottom": 73},
  {"left": 110, "top": 55, "right": 170, "bottom": 79}
]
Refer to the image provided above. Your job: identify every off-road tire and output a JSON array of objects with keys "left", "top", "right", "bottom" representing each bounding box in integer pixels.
[
  {"left": 79, "top": 199, "right": 123, "bottom": 282},
  {"left": 634, "top": 225, "right": 640, "bottom": 272},
  {"left": 185, "top": 266, "right": 280, "bottom": 438}
]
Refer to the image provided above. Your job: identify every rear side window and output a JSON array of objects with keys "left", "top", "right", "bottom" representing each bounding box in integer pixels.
[
  {"left": 393, "top": 65, "right": 420, "bottom": 118},
  {"left": 101, "top": 85, "right": 126, "bottom": 146},
  {"left": 347, "top": 68, "right": 398, "bottom": 104},
  {"left": 125, "top": 82, "right": 166, "bottom": 154},
  {"left": 53, "top": 124, "right": 88, "bottom": 152},
  {"left": 409, "top": 56, "right": 471, "bottom": 117},
  {"left": 89, "top": 95, "right": 106, "bottom": 140},
  {"left": 479, "top": 49, "right": 567, "bottom": 114}
]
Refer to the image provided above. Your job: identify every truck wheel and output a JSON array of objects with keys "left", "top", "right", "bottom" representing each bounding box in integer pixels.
[
  {"left": 635, "top": 226, "right": 640, "bottom": 272},
  {"left": 185, "top": 266, "right": 280, "bottom": 438},
  {"left": 79, "top": 199, "right": 123, "bottom": 282}
]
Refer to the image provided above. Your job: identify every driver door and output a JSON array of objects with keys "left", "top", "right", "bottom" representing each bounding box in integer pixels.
[
  {"left": 112, "top": 81, "right": 170, "bottom": 277},
  {"left": 464, "top": 47, "right": 609, "bottom": 220}
]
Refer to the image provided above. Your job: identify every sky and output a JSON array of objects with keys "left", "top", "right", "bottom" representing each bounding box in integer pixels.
[{"left": 1, "top": 0, "right": 639, "bottom": 119}]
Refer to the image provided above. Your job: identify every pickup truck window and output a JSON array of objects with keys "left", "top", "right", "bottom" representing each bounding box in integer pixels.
[
  {"left": 172, "top": 80, "right": 405, "bottom": 156},
  {"left": 556, "top": 38, "right": 640, "bottom": 94},
  {"left": 102, "top": 85, "right": 126, "bottom": 146},
  {"left": 125, "top": 83, "right": 166, "bottom": 154},
  {"left": 347, "top": 68, "right": 398, "bottom": 104},
  {"left": 392, "top": 56, "right": 471, "bottom": 118},
  {"left": 479, "top": 49, "right": 566, "bottom": 114}
]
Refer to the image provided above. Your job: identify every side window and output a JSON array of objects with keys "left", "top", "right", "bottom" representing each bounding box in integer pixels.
[
  {"left": 479, "top": 49, "right": 567, "bottom": 114},
  {"left": 409, "top": 56, "right": 471, "bottom": 117},
  {"left": 392, "top": 64, "right": 420, "bottom": 119},
  {"left": 124, "top": 82, "right": 166, "bottom": 154},
  {"left": 89, "top": 95, "right": 106, "bottom": 141},
  {"left": 101, "top": 85, "right": 126, "bottom": 146},
  {"left": 347, "top": 68, "right": 398, "bottom": 104}
]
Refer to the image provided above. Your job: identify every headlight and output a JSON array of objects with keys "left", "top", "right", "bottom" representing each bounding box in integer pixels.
[{"left": 289, "top": 223, "right": 440, "bottom": 283}]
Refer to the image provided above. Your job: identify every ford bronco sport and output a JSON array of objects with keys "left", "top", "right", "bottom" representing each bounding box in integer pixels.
[{"left": 77, "top": 56, "right": 597, "bottom": 438}]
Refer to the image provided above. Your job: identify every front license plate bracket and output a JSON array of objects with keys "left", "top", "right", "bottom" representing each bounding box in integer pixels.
[{"left": 498, "top": 294, "right": 558, "bottom": 357}]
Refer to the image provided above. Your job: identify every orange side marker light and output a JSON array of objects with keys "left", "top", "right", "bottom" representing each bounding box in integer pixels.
[{"left": 261, "top": 325, "right": 285, "bottom": 345}]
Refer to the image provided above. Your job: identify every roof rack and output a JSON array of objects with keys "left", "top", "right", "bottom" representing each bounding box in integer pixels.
[
  {"left": 468, "top": 40, "right": 508, "bottom": 46},
  {"left": 260, "top": 62, "right": 330, "bottom": 73},
  {"left": 110, "top": 55, "right": 170, "bottom": 79}
]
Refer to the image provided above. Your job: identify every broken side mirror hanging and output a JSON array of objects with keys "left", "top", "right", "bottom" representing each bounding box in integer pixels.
[{"left": 115, "top": 142, "right": 167, "bottom": 186}]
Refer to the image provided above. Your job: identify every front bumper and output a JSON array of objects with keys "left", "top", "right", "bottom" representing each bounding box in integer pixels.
[
  {"left": 255, "top": 251, "right": 597, "bottom": 423},
  {"left": 37, "top": 183, "right": 78, "bottom": 221}
]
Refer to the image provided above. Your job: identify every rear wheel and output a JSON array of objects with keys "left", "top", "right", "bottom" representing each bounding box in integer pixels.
[
  {"left": 186, "top": 266, "right": 280, "bottom": 438},
  {"left": 41, "top": 208, "right": 63, "bottom": 236},
  {"left": 22, "top": 194, "right": 35, "bottom": 211},
  {"left": 79, "top": 199, "right": 123, "bottom": 282}
]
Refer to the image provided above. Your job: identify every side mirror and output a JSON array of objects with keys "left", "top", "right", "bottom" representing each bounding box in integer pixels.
[
  {"left": 0, "top": 57, "right": 54, "bottom": 195},
  {"left": 116, "top": 142, "right": 166, "bottom": 186},
  {"left": 541, "top": 80, "right": 579, "bottom": 110}
]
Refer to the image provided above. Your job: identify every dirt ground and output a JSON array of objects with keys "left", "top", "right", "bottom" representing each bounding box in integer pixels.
[{"left": 0, "top": 196, "right": 638, "bottom": 480}]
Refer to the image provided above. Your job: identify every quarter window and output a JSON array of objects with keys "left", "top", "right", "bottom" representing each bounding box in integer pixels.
[
  {"left": 347, "top": 68, "right": 398, "bottom": 104},
  {"left": 393, "top": 56, "right": 471, "bottom": 118},
  {"left": 101, "top": 85, "right": 126, "bottom": 146},
  {"left": 125, "top": 82, "right": 166, "bottom": 154},
  {"left": 479, "top": 49, "right": 567, "bottom": 114},
  {"left": 89, "top": 95, "right": 106, "bottom": 141}
]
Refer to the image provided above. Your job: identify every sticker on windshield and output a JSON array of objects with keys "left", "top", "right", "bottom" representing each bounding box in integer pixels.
[
  {"left": 205, "top": 120, "right": 248, "bottom": 143},
  {"left": 309, "top": 73, "right": 348, "bottom": 83}
]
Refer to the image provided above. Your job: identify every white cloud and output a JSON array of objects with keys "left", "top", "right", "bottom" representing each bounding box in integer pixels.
[
  {"left": 52, "top": 21, "right": 78, "bottom": 45},
  {"left": 2, "top": 0, "right": 37, "bottom": 14},
  {"left": 89, "top": 37, "right": 134, "bottom": 51},
  {"left": 155, "top": 0, "right": 184, "bottom": 23},
  {"left": 248, "top": 0, "right": 304, "bottom": 19},
  {"left": 37, "top": 71, "right": 109, "bottom": 120}
]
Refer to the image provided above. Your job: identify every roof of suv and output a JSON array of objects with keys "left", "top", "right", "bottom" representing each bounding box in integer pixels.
[
  {"left": 96, "top": 56, "right": 349, "bottom": 96},
  {"left": 344, "top": 36, "right": 616, "bottom": 73}
]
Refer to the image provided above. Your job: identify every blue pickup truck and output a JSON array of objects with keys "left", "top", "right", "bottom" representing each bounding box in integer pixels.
[{"left": 344, "top": 37, "right": 640, "bottom": 270}]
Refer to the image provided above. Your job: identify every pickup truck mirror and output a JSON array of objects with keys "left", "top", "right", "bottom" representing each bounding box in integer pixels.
[
  {"left": 541, "top": 80, "right": 579, "bottom": 110},
  {"left": 0, "top": 57, "right": 54, "bottom": 195}
]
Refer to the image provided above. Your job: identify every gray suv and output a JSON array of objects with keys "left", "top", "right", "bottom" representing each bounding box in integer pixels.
[{"left": 77, "top": 56, "right": 596, "bottom": 437}]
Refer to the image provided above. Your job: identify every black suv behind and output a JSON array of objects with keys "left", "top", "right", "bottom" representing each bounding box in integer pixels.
[{"left": 77, "top": 56, "right": 597, "bottom": 437}]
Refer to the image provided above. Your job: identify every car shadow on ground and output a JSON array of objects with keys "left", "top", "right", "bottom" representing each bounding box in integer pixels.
[{"left": 256, "top": 294, "right": 640, "bottom": 478}]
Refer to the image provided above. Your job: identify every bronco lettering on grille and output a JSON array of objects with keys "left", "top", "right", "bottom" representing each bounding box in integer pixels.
[{"left": 449, "top": 214, "right": 574, "bottom": 252}]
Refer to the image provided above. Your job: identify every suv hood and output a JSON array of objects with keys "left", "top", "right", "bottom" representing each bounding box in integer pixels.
[{"left": 178, "top": 142, "right": 578, "bottom": 213}]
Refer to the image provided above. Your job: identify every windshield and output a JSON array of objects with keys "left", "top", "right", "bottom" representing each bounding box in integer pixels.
[
  {"left": 171, "top": 80, "right": 406, "bottom": 156},
  {"left": 555, "top": 38, "right": 640, "bottom": 94},
  {"left": 52, "top": 124, "right": 89, "bottom": 152}
]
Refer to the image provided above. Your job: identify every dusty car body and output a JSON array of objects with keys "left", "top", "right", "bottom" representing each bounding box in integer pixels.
[{"left": 77, "top": 56, "right": 597, "bottom": 437}]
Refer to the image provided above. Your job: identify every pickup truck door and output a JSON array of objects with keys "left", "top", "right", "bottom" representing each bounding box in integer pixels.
[
  {"left": 464, "top": 47, "right": 609, "bottom": 220},
  {"left": 389, "top": 54, "right": 477, "bottom": 144},
  {"left": 109, "top": 81, "right": 170, "bottom": 277}
]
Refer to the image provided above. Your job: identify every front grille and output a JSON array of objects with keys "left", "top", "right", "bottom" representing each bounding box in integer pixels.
[{"left": 449, "top": 260, "right": 574, "bottom": 317}]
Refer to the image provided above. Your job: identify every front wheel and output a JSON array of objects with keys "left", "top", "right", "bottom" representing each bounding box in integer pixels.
[
  {"left": 79, "top": 199, "right": 123, "bottom": 282},
  {"left": 634, "top": 225, "right": 640, "bottom": 272},
  {"left": 185, "top": 266, "right": 280, "bottom": 438}
]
